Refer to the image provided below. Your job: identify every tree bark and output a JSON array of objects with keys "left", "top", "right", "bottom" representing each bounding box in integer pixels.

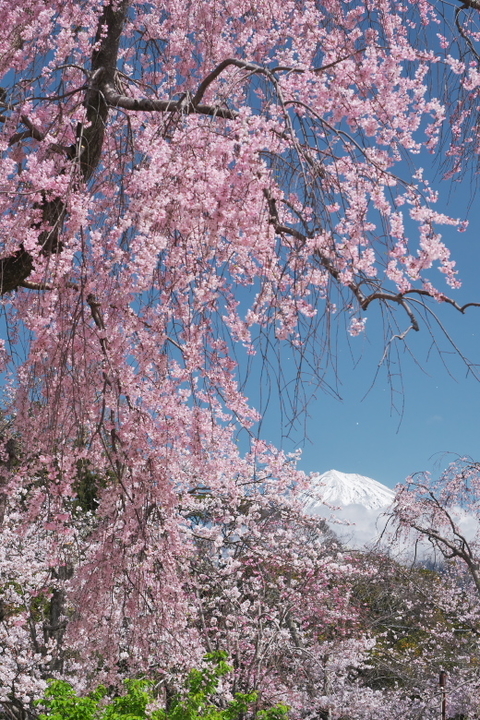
[{"left": 0, "top": 0, "right": 129, "bottom": 294}]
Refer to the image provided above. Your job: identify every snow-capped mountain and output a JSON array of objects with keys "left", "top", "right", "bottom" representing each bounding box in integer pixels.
[
  {"left": 303, "top": 470, "right": 475, "bottom": 560},
  {"left": 304, "top": 469, "right": 395, "bottom": 512},
  {"left": 303, "top": 469, "right": 396, "bottom": 548}
]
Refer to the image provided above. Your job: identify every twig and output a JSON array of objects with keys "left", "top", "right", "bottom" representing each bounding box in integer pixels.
[{"left": 378, "top": 325, "right": 415, "bottom": 366}]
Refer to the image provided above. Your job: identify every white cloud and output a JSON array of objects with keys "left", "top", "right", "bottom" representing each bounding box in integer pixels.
[{"left": 310, "top": 502, "right": 392, "bottom": 549}]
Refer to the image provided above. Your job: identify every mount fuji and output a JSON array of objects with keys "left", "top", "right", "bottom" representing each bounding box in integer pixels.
[
  {"left": 303, "top": 469, "right": 396, "bottom": 548},
  {"left": 304, "top": 469, "right": 395, "bottom": 511}
]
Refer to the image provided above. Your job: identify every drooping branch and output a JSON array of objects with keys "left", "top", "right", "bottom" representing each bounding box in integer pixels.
[
  {"left": 263, "top": 189, "right": 480, "bottom": 333},
  {"left": 455, "top": 5, "right": 480, "bottom": 63},
  {"left": 0, "top": 1, "right": 241, "bottom": 296},
  {"left": 0, "top": 2, "right": 130, "bottom": 295},
  {"left": 387, "top": 288, "right": 480, "bottom": 314},
  {"left": 408, "top": 518, "right": 480, "bottom": 595}
]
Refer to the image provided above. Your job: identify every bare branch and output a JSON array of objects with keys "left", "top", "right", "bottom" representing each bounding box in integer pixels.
[
  {"left": 378, "top": 325, "right": 415, "bottom": 366},
  {"left": 102, "top": 83, "right": 236, "bottom": 119},
  {"left": 191, "top": 57, "right": 275, "bottom": 106},
  {"left": 399, "top": 287, "right": 480, "bottom": 314},
  {"left": 86, "top": 293, "right": 106, "bottom": 332},
  {"left": 19, "top": 280, "right": 54, "bottom": 291}
]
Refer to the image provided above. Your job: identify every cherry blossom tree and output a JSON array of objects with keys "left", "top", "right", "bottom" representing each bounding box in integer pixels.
[
  {"left": 390, "top": 456, "right": 480, "bottom": 677},
  {"left": 387, "top": 457, "right": 480, "bottom": 717},
  {"left": 0, "top": 451, "right": 389, "bottom": 720},
  {"left": 392, "top": 459, "right": 480, "bottom": 572},
  {"left": 1, "top": 0, "right": 480, "bottom": 718},
  {"left": 352, "top": 548, "right": 480, "bottom": 719}
]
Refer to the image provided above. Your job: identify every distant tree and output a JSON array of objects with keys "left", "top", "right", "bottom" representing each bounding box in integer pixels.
[
  {"left": 387, "top": 459, "right": 480, "bottom": 717},
  {"left": 391, "top": 459, "right": 480, "bottom": 585},
  {"left": 1, "top": 1, "right": 480, "bottom": 718},
  {"left": 351, "top": 549, "right": 480, "bottom": 718}
]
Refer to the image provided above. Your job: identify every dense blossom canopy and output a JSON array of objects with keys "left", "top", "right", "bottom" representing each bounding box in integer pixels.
[{"left": 1, "top": 0, "right": 480, "bottom": 718}]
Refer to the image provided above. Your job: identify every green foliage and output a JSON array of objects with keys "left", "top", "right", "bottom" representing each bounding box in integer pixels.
[
  {"left": 73, "top": 459, "right": 109, "bottom": 513},
  {"left": 36, "top": 653, "right": 289, "bottom": 720},
  {"left": 0, "top": 579, "right": 52, "bottom": 622},
  {"left": 36, "top": 682, "right": 108, "bottom": 720}
]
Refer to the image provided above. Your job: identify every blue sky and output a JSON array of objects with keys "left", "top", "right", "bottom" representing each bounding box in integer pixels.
[
  {"left": 4, "top": 13, "right": 478, "bottom": 492},
  {"left": 251, "top": 177, "right": 480, "bottom": 489},
  {"left": 243, "top": 13, "right": 480, "bottom": 488}
]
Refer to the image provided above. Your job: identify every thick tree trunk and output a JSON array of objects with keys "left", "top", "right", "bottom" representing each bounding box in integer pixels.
[{"left": 0, "top": 1, "right": 129, "bottom": 295}]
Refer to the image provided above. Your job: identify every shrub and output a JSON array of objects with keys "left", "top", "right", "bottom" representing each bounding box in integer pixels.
[{"left": 36, "top": 652, "right": 289, "bottom": 720}]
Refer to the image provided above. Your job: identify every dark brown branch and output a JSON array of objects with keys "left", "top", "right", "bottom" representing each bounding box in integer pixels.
[
  {"left": 455, "top": 4, "right": 480, "bottom": 62},
  {"left": 263, "top": 188, "right": 370, "bottom": 310},
  {"left": 86, "top": 294, "right": 111, "bottom": 393},
  {"left": 191, "top": 58, "right": 274, "bottom": 106},
  {"left": 362, "top": 288, "right": 480, "bottom": 318},
  {"left": 0, "top": 1, "right": 129, "bottom": 294},
  {"left": 87, "top": 293, "right": 106, "bottom": 332},
  {"left": 8, "top": 121, "right": 73, "bottom": 155},
  {"left": 0, "top": 248, "right": 34, "bottom": 294},
  {"left": 359, "top": 291, "right": 420, "bottom": 331},
  {"left": 34, "top": 194, "right": 67, "bottom": 255},
  {"left": 19, "top": 115, "right": 44, "bottom": 141},
  {"left": 263, "top": 190, "right": 480, "bottom": 332},
  {"left": 7, "top": 115, "right": 45, "bottom": 146},
  {"left": 399, "top": 287, "right": 480, "bottom": 314},
  {"left": 19, "top": 280, "right": 78, "bottom": 291},
  {"left": 456, "top": 0, "right": 480, "bottom": 10},
  {"left": 409, "top": 519, "right": 480, "bottom": 594},
  {"left": 8, "top": 129, "right": 36, "bottom": 146},
  {"left": 19, "top": 280, "right": 54, "bottom": 291},
  {"left": 190, "top": 50, "right": 382, "bottom": 109},
  {"left": 102, "top": 83, "right": 236, "bottom": 119}
]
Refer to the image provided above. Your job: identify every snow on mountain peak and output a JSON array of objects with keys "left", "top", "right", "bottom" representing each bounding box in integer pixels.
[
  {"left": 302, "top": 470, "right": 396, "bottom": 548},
  {"left": 303, "top": 469, "right": 395, "bottom": 512}
]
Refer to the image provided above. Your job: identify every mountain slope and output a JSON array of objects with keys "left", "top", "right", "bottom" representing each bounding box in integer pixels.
[
  {"left": 304, "top": 469, "right": 395, "bottom": 512},
  {"left": 303, "top": 469, "right": 395, "bottom": 548}
]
